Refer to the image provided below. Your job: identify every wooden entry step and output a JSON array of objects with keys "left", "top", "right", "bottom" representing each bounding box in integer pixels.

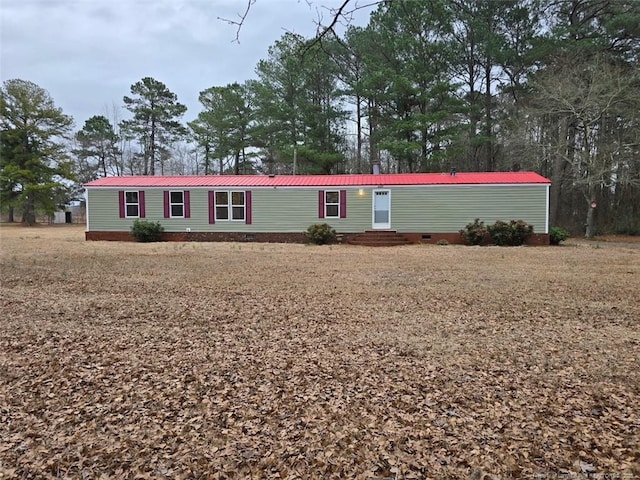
[{"left": 347, "top": 230, "right": 412, "bottom": 247}]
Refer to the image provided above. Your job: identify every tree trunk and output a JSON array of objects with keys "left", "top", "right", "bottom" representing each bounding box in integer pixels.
[
  {"left": 24, "top": 193, "right": 36, "bottom": 226},
  {"left": 484, "top": 61, "right": 493, "bottom": 172},
  {"left": 8, "top": 207, "right": 14, "bottom": 223},
  {"left": 585, "top": 188, "right": 597, "bottom": 238},
  {"left": 142, "top": 139, "right": 149, "bottom": 176},
  {"left": 549, "top": 116, "right": 573, "bottom": 227},
  {"left": 150, "top": 108, "right": 156, "bottom": 176},
  {"left": 114, "top": 144, "right": 123, "bottom": 176},
  {"left": 356, "top": 94, "right": 362, "bottom": 173},
  {"left": 549, "top": 159, "right": 565, "bottom": 227},
  {"left": 368, "top": 99, "right": 379, "bottom": 173},
  {"left": 99, "top": 148, "right": 108, "bottom": 177},
  {"left": 204, "top": 144, "right": 210, "bottom": 175}
]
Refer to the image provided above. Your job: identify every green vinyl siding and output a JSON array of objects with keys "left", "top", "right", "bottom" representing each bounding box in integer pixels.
[
  {"left": 390, "top": 185, "right": 548, "bottom": 233},
  {"left": 88, "top": 189, "right": 127, "bottom": 231},
  {"left": 87, "top": 188, "right": 368, "bottom": 233},
  {"left": 87, "top": 184, "right": 547, "bottom": 233}
]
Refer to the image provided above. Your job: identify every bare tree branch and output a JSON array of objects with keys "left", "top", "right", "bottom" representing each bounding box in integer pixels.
[
  {"left": 217, "top": 0, "right": 256, "bottom": 43},
  {"left": 218, "top": 1, "right": 387, "bottom": 44},
  {"left": 309, "top": 0, "right": 386, "bottom": 41}
]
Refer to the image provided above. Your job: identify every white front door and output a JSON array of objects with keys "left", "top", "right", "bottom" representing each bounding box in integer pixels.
[{"left": 372, "top": 189, "right": 391, "bottom": 229}]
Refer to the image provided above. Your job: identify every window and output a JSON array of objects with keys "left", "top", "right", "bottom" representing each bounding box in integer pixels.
[
  {"left": 215, "top": 191, "right": 228, "bottom": 220},
  {"left": 210, "top": 190, "right": 251, "bottom": 224},
  {"left": 318, "top": 189, "right": 346, "bottom": 219},
  {"left": 163, "top": 190, "right": 189, "bottom": 218},
  {"left": 120, "top": 190, "right": 145, "bottom": 218},
  {"left": 215, "top": 191, "right": 245, "bottom": 221},
  {"left": 325, "top": 190, "right": 339, "bottom": 218},
  {"left": 170, "top": 191, "right": 184, "bottom": 218},
  {"left": 231, "top": 191, "right": 245, "bottom": 220},
  {"left": 125, "top": 191, "right": 139, "bottom": 218}
]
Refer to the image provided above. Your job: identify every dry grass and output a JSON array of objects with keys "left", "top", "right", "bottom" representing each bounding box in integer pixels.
[{"left": 1, "top": 225, "right": 639, "bottom": 479}]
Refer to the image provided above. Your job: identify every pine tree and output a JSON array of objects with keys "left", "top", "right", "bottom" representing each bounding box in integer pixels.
[
  {"left": 0, "top": 79, "right": 74, "bottom": 225},
  {"left": 121, "top": 77, "right": 187, "bottom": 175}
]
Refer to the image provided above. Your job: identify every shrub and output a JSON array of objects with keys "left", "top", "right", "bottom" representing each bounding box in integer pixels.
[
  {"left": 488, "top": 219, "right": 533, "bottom": 246},
  {"left": 487, "top": 220, "right": 511, "bottom": 246},
  {"left": 459, "top": 218, "right": 487, "bottom": 245},
  {"left": 131, "top": 219, "right": 164, "bottom": 242},
  {"left": 549, "top": 226, "right": 570, "bottom": 245},
  {"left": 306, "top": 223, "right": 337, "bottom": 245},
  {"left": 510, "top": 219, "right": 534, "bottom": 245}
]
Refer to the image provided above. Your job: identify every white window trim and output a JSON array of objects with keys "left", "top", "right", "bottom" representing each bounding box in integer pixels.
[
  {"left": 230, "top": 190, "right": 246, "bottom": 222},
  {"left": 169, "top": 190, "right": 185, "bottom": 218},
  {"left": 325, "top": 190, "right": 340, "bottom": 218},
  {"left": 215, "top": 190, "right": 245, "bottom": 222},
  {"left": 214, "top": 191, "right": 229, "bottom": 221},
  {"left": 125, "top": 190, "right": 140, "bottom": 218}
]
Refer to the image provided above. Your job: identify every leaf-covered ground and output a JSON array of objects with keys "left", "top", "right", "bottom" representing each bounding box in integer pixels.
[{"left": 1, "top": 225, "right": 639, "bottom": 479}]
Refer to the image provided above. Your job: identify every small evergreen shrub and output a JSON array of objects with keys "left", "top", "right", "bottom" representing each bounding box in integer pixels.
[
  {"left": 131, "top": 220, "right": 164, "bottom": 242},
  {"left": 306, "top": 223, "right": 337, "bottom": 245},
  {"left": 549, "top": 226, "right": 570, "bottom": 245},
  {"left": 488, "top": 219, "right": 533, "bottom": 246},
  {"left": 510, "top": 220, "right": 534, "bottom": 245},
  {"left": 487, "top": 220, "right": 512, "bottom": 246},
  {"left": 460, "top": 218, "right": 487, "bottom": 245}
]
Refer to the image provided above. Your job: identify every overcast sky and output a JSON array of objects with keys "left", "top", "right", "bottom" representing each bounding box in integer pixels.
[{"left": 1, "top": 0, "right": 375, "bottom": 129}]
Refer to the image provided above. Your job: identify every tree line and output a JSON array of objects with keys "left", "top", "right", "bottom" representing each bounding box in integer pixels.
[{"left": 1, "top": 0, "right": 639, "bottom": 235}]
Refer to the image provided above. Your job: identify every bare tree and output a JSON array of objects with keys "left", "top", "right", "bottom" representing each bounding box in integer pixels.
[{"left": 524, "top": 55, "right": 640, "bottom": 237}]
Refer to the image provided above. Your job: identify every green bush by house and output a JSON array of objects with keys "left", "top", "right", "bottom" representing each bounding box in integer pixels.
[
  {"left": 131, "top": 220, "right": 164, "bottom": 242},
  {"left": 306, "top": 223, "right": 337, "bottom": 245},
  {"left": 487, "top": 219, "right": 533, "bottom": 246},
  {"left": 460, "top": 218, "right": 488, "bottom": 245},
  {"left": 549, "top": 226, "right": 570, "bottom": 245},
  {"left": 461, "top": 219, "right": 534, "bottom": 246}
]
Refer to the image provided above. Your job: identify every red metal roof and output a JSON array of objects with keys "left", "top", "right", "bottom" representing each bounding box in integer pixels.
[{"left": 84, "top": 172, "right": 550, "bottom": 188}]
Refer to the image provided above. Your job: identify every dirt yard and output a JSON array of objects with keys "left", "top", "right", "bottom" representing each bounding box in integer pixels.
[{"left": 1, "top": 225, "right": 638, "bottom": 479}]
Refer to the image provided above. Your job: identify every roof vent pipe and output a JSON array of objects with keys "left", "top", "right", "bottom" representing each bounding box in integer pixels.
[{"left": 450, "top": 168, "right": 456, "bottom": 177}]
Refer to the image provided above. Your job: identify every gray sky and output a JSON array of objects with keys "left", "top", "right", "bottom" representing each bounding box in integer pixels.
[{"left": 1, "top": 0, "right": 374, "bottom": 130}]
